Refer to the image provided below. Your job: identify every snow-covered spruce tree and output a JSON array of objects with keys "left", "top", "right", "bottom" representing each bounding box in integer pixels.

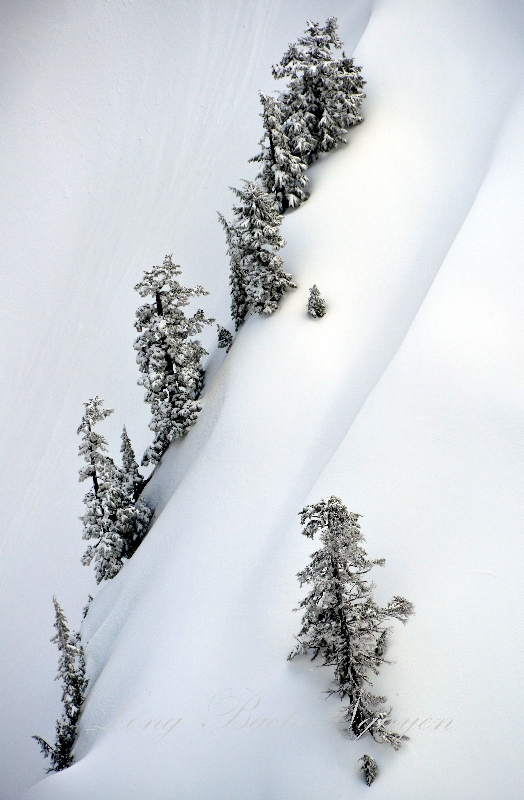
[
  {"left": 250, "top": 92, "right": 309, "bottom": 213},
  {"left": 219, "top": 214, "right": 250, "bottom": 331},
  {"left": 360, "top": 754, "right": 378, "bottom": 786},
  {"left": 78, "top": 399, "right": 152, "bottom": 582},
  {"left": 289, "top": 496, "right": 414, "bottom": 750},
  {"left": 217, "top": 324, "right": 233, "bottom": 353},
  {"left": 134, "top": 255, "right": 215, "bottom": 465},
  {"left": 120, "top": 425, "right": 147, "bottom": 501},
  {"left": 219, "top": 181, "right": 295, "bottom": 326},
  {"left": 307, "top": 284, "right": 326, "bottom": 318},
  {"left": 77, "top": 396, "right": 114, "bottom": 496},
  {"left": 117, "top": 426, "right": 152, "bottom": 557},
  {"left": 33, "top": 597, "right": 88, "bottom": 772},
  {"left": 272, "top": 18, "right": 366, "bottom": 166}
]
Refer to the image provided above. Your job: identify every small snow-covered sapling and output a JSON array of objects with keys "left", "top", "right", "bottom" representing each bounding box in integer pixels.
[
  {"left": 359, "top": 754, "right": 378, "bottom": 786},
  {"left": 217, "top": 324, "right": 233, "bottom": 353},
  {"left": 307, "top": 284, "right": 326, "bottom": 318}
]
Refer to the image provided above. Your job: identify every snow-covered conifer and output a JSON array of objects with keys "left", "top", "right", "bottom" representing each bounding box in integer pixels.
[
  {"left": 219, "top": 182, "right": 295, "bottom": 324},
  {"left": 134, "top": 255, "right": 215, "bottom": 465},
  {"left": 120, "top": 426, "right": 145, "bottom": 499},
  {"left": 33, "top": 597, "right": 88, "bottom": 772},
  {"left": 80, "top": 456, "right": 126, "bottom": 582},
  {"left": 289, "top": 496, "right": 414, "bottom": 750},
  {"left": 307, "top": 284, "right": 326, "bottom": 317},
  {"left": 117, "top": 426, "right": 152, "bottom": 556},
  {"left": 250, "top": 92, "right": 309, "bottom": 213},
  {"left": 117, "top": 426, "right": 152, "bottom": 555},
  {"left": 218, "top": 213, "right": 250, "bottom": 330},
  {"left": 217, "top": 324, "right": 233, "bottom": 353},
  {"left": 360, "top": 754, "right": 378, "bottom": 786},
  {"left": 272, "top": 18, "right": 365, "bottom": 165},
  {"left": 78, "top": 401, "right": 152, "bottom": 582},
  {"left": 82, "top": 595, "right": 93, "bottom": 620},
  {"left": 77, "top": 396, "right": 114, "bottom": 495}
]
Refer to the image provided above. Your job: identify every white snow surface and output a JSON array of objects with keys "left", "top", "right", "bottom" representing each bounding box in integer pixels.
[{"left": 2, "top": 1, "right": 524, "bottom": 798}]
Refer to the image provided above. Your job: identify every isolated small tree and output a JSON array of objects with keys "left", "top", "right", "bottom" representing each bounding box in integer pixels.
[
  {"left": 250, "top": 92, "right": 309, "bottom": 213},
  {"left": 78, "top": 400, "right": 152, "bottom": 582},
  {"left": 33, "top": 597, "right": 88, "bottom": 772},
  {"left": 82, "top": 595, "right": 93, "bottom": 620},
  {"left": 273, "top": 18, "right": 366, "bottom": 165},
  {"left": 219, "top": 181, "right": 295, "bottom": 325},
  {"left": 217, "top": 324, "right": 233, "bottom": 353},
  {"left": 307, "top": 284, "right": 326, "bottom": 317},
  {"left": 134, "top": 255, "right": 215, "bottom": 465},
  {"left": 360, "top": 754, "right": 378, "bottom": 786},
  {"left": 289, "top": 496, "right": 414, "bottom": 750}
]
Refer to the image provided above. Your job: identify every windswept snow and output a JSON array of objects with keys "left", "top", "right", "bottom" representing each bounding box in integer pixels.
[{"left": 1, "top": 1, "right": 524, "bottom": 799}]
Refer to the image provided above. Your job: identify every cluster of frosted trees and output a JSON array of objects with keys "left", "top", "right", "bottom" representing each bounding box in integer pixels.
[
  {"left": 34, "top": 19, "right": 411, "bottom": 787},
  {"left": 74, "top": 17, "right": 365, "bottom": 590},
  {"left": 220, "top": 17, "right": 365, "bottom": 329}
]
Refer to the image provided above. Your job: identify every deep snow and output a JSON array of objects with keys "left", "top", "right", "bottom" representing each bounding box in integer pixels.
[{"left": 2, "top": 1, "right": 524, "bottom": 798}]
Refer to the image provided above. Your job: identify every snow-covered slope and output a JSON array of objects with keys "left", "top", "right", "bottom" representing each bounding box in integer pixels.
[{"left": 2, "top": 1, "right": 524, "bottom": 798}]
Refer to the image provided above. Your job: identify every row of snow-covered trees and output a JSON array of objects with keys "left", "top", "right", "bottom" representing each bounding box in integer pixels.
[
  {"left": 220, "top": 17, "right": 365, "bottom": 329},
  {"left": 75, "top": 17, "right": 366, "bottom": 587},
  {"left": 76, "top": 255, "right": 216, "bottom": 584}
]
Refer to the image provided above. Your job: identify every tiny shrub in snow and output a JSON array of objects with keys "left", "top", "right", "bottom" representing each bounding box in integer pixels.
[
  {"left": 307, "top": 284, "right": 326, "bottom": 318},
  {"left": 217, "top": 324, "right": 233, "bottom": 353},
  {"left": 360, "top": 754, "right": 378, "bottom": 786}
]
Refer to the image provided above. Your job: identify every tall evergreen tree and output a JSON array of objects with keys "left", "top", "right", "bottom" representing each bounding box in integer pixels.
[
  {"left": 80, "top": 456, "right": 126, "bottom": 582},
  {"left": 218, "top": 213, "right": 250, "bottom": 331},
  {"left": 272, "top": 18, "right": 366, "bottom": 165},
  {"left": 250, "top": 92, "right": 309, "bottom": 213},
  {"left": 77, "top": 396, "right": 114, "bottom": 496},
  {"left": 33, "top": 597, "right": 88, "bottom": 772},
  {"left": 134, "top": 255, "right": 215, "bottom": 465},
  {"left": 219, "top": 181, "right": 295, "bottom": 326},
  {"left": 289, "top": 496, "right": 414, "bottom": 750},
  {"left": 117, "top": 426, "right": 152, "bottom": 557},
  {"left": 78, "top": 399, "right": 152, "bottom": 582},
  {"left": 120, "top": 425, "right": 145, "bottom": 500}
]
